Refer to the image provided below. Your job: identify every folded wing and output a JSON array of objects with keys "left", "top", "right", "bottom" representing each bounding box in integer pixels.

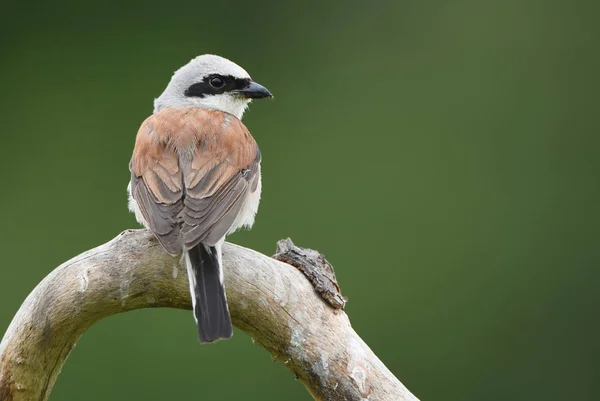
[{"left": 129, "top": 108, "right": 260, "bottom": 254}]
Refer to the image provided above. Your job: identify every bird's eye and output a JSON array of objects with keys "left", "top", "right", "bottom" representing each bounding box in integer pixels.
[{"left": 209, "top": 76, "right": 225, "bottom": 89}]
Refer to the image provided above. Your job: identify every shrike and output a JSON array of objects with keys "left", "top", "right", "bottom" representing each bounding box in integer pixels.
[{"left": 127, "top": 54, "right": 271, "bottom": 343}]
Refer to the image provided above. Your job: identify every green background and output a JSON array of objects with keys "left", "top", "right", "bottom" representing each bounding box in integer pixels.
[{"left": 1, "top": 0, "right": 598, "bottom": 400}]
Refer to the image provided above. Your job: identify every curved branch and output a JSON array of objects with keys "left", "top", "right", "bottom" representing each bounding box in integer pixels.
[{"left": 0, "top": 230, "right": 418, "bottom": 401}]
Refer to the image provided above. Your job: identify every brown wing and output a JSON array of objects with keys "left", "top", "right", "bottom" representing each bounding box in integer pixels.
[{"left": 130, "top": 108, "right": 260, "bottom": 254}]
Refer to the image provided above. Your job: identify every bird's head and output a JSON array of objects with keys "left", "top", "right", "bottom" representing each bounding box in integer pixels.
[{"left": 154, "top": 54, "right": 272, "bottom": 119}]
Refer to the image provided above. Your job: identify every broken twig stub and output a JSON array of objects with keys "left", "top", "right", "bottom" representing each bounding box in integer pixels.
[{"left": 273, "top": 238, "right": 347, "bottom": 310}]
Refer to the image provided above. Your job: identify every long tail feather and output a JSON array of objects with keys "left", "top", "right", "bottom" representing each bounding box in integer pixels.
[{"left": 184, "top": 243, "right": 233, "bottom": 343}]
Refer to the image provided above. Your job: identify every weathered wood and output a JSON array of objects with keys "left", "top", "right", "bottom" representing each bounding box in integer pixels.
[
  {"left": 273, "top": 238, "right": 347, "bottom": 310},
  {"left": 0, "top": 229, "right": 418, "bottom": 401}
]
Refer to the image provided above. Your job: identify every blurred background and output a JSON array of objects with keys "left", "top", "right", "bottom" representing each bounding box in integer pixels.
[{"left": 1, "top": 0, "right": 598, "bottom": 400}]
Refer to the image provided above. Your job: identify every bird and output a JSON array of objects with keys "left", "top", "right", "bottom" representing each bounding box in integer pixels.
[{"left": 127, "top": 54, "right": 271, "bottom": 343}]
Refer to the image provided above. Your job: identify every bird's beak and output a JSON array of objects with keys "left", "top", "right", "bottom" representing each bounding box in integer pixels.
[{"left": 234, "top": 81, "right": 272, "bottom": 99}]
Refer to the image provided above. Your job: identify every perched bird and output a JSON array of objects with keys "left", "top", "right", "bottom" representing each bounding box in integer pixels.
[{"left": 127, "top": 55, "right": 271, "bottom": 343}]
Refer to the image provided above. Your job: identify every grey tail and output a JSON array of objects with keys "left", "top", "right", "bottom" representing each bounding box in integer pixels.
[{"left": 185, "top": 243, "right": 233, "bottom": 343}]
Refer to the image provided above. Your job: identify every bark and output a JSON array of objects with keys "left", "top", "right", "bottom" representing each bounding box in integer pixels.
[{"left": 0, "top": 229, "right": 418, "bottom": 401}]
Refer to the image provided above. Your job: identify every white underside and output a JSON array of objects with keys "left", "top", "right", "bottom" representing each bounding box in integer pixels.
[
  {"left": 229, "top": 167, "right": 262, "bottom": 234},
  {"left": 183, "top": 251, "right": 197, "bottom": 322},
  {"left": 127, "top": 181, "right": 148, "bottom": 227}
]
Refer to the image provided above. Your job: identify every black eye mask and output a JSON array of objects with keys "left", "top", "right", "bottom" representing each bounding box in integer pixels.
[{"left": 184, "top": 75, "right": 251, "bottom": 98}]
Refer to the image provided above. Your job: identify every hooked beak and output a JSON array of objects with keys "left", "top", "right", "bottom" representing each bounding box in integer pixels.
[{"left": 234, "top": 81, "right": 272, "bottom": 99}]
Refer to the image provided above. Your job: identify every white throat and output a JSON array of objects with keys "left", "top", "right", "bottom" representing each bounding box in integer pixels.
[{"left": 154, "top": 90, "right": 251, "bottom": 119}]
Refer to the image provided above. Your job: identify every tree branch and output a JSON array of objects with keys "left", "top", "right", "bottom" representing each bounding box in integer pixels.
[{"left": 0, "top": 229, "right": 418, "bottom": 401}]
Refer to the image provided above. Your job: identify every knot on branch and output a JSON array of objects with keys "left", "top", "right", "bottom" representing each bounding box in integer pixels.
[{"left": 273, "top": 238, "right": 347, "bottom": 310}]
